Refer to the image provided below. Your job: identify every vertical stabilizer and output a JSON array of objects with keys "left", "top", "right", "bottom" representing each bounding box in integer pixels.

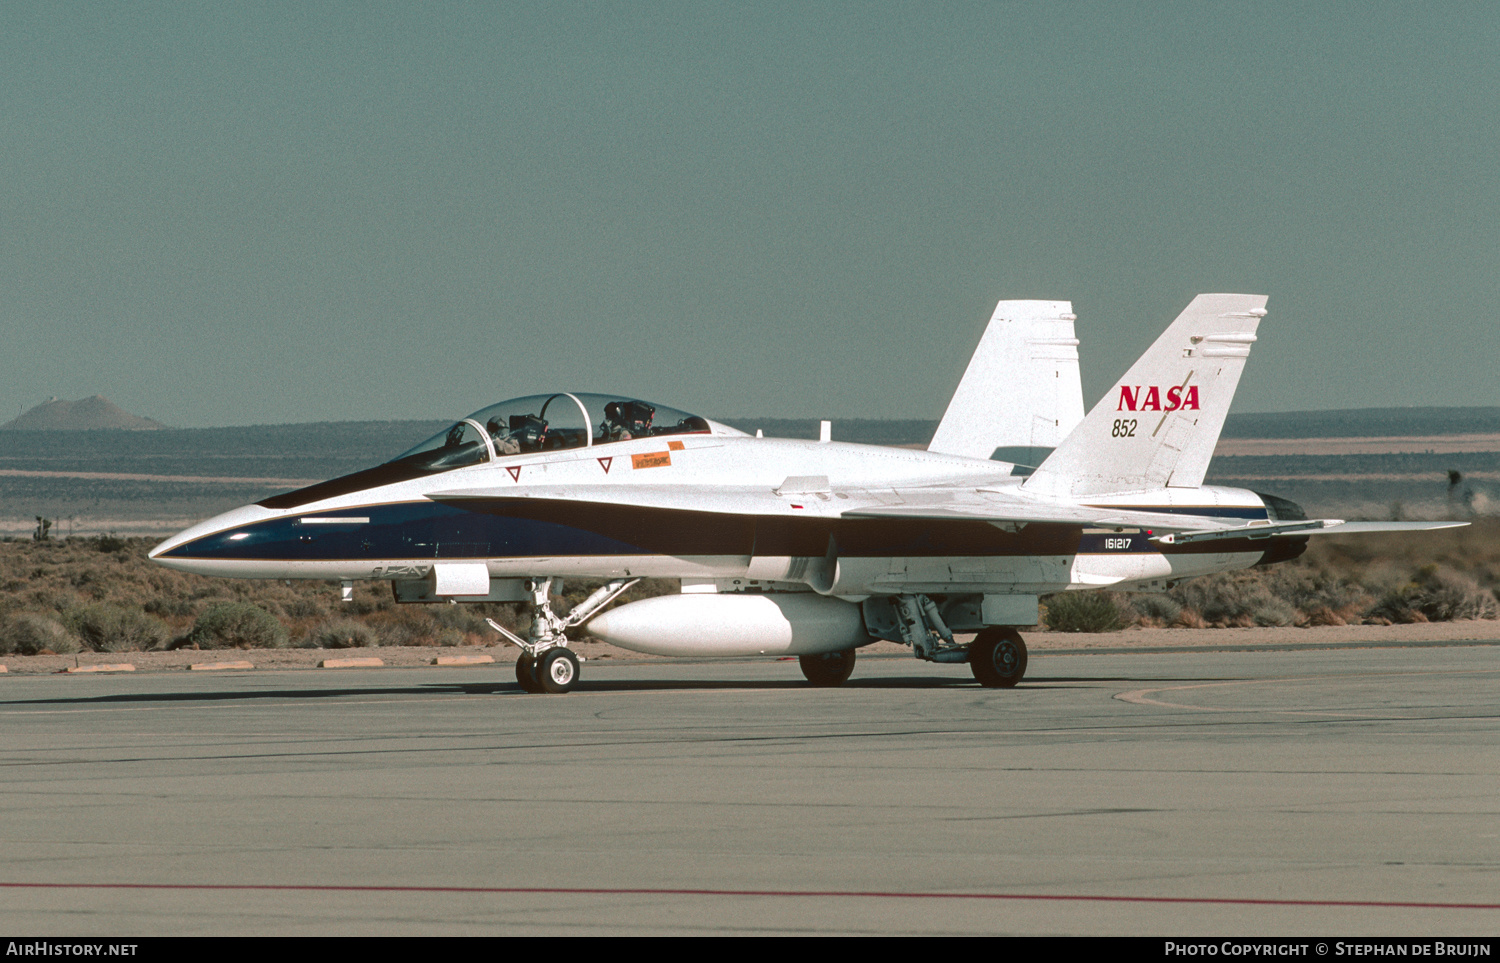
[
  {"left": 927, "top": 300, "right": 1085, "bottom": 464},
  {"left": 1021, "top": 294, "right": 1267, "bottom": 498}
]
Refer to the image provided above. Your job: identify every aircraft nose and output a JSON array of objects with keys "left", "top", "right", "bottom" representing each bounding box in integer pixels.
[
  {"left": 148, "top": 503, "right": 283, "bottom": 566},
  {"left": 148, "top": 528, "right": 202, "bottom": 560}
]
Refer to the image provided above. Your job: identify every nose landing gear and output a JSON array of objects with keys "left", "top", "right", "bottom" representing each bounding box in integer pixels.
[
  {"left": 488, "top": 576, "right": 639, "bottom": 694},
  {"left": 515, "top": 652, "right": 541, "bottom": 692},
  {"left": 531, "top": 647, "right": 580, "bottom": 693}
]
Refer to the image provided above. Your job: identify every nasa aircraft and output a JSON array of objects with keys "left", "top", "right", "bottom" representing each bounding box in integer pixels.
[{"left": 151, "top": 294, "right": 1460, "bottom": 693}]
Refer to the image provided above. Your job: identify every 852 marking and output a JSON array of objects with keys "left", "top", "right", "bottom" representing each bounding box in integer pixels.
[{"left": 1111, "top": 419, "right": 1137, "bottom": 438}]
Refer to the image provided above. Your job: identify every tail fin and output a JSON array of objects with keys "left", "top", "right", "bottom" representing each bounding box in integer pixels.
[
  {"left": 927, "top": 299, "right": 1085, "bottom": 464},
  {"left": 1021, "top": 293, "right": 1267, "bottom": 498}
]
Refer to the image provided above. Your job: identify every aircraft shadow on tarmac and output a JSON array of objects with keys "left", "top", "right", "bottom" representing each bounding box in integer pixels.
[{"left": 0, "top": 674, "right": 1233, "bottom": 707}]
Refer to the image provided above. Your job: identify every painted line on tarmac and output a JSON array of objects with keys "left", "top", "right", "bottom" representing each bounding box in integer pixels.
[
  {"left": 1, "top": 881, "right": 1497, "bottom": 911},
  {"left": 0, "top": 693, "right": 500, "bottom": 716},
  {"left": 1044, "top": 637, "right": 1500, "bottom": 657},
  {"left": 1117, "top": 667, "right": 1500, "bottom": 715}
]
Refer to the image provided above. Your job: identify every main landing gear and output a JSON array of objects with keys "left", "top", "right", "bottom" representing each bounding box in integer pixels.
[
  {"left": 488, "top": 576, "right": 638, "bottom": 694},
  {"left": 876, "top": 594, "right": 1030, "bottom": 688},
  {"left": 799, "top": 649, "right": 857, "bottom": 687},
  {"left": 968, "top": 626, "right": 1028, "bottom": 688}
]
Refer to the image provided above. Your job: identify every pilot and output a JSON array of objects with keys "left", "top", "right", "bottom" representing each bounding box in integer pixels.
[
  {"left": 601, "top": 400, "right": 655, "bottom": 442},
  {"left": 487, "top": 418, "right": 521, "bottom": 456},
  {"left": 508, "top": 414, "right": 548, "bottom": 453}
]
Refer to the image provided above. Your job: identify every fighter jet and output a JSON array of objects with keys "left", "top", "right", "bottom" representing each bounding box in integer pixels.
[{"left": 151, "top": 294, "right": 1461, "bottom": 693}]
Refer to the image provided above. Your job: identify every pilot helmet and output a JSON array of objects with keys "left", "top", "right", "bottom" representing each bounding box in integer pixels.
[
  {"left": 508, "top": 413, "right": 548, "bottom": 451},
  {"left": 605, "top": 400, "right": 655, "bottom": 436}
]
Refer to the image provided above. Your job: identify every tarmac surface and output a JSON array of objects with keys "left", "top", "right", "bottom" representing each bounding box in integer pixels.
[{"left": 1, "top": 637, "right": 1498, "bottom": 936}]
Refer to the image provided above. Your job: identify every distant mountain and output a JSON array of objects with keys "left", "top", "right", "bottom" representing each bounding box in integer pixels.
[{"left": 1, "top": 396, "right": 165, "bottom": 431}]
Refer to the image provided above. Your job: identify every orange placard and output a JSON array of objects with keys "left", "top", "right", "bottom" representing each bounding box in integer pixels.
[
  {"left": 667, "top": 441, "right": 685, "bottom": 451},
  {"left": 631, "top": 451, "right": 672, "bottom": 469}
]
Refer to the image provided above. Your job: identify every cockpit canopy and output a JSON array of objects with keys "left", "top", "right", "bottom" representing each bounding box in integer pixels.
[
  {"left": 258, "top": 394, "right": 739, "bottom": 511},
  {"left": 390, "top": 392, "right": 736, "bottom": 472}
]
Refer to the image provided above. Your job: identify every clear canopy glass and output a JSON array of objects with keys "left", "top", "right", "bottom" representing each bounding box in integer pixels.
[
  {"left": 387, "top": 420, "right": 493, "bottom": 473},
  {"left": 390, "top": 393, "right": 720, "bottom": 467}
]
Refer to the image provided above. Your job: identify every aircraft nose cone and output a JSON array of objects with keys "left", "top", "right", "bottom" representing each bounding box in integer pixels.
[
  {"left": 148, "top": 502, "right": 283, "bottom": 567},
  {"left": 149, "top": 527, "right": 197, "bottom": 560}
]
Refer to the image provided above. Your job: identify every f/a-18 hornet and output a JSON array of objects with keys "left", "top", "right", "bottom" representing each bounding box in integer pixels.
[{"left": 151, "top": 294, "right": 1460, "bottom": 692}]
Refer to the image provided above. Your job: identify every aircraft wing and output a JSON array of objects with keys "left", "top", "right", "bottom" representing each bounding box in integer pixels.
[
  {"left": 850, "top": 499, "right": 1472, "bottom": 538},
  {"left": 841, "top": 498, "right": 1240, "bottom": 532},
  {"left": 1150, "top": 520, "right": 1468, "bottom": 545},
  {"left": 430, "top": 482, "right": 1258, "bottom": 531},
  {"left": 429, "top": 483, "right": 1464, "bottom": 540}
]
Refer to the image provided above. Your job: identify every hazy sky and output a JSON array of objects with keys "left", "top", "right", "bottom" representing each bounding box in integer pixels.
[{"left": 3, "top": 3, "right": 1497, "bottom": 428}]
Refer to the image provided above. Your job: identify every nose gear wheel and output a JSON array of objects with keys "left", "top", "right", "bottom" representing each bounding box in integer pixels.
[
  {"left": 537, "top": 648, "right": 580, "bottom": 694},
  {"left": 515, "top": 653, "right": 542, "bottom": 693}
]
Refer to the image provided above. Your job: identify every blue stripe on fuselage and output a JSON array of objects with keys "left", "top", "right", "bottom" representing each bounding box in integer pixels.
[{"left": 159, "top": 501, "right": 652, "bottom": 562}]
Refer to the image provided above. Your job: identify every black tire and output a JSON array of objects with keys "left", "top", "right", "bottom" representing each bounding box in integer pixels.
[
  {"left": 799, "top": 649, "right": 857, "bottom": 687},
  {"left": 970, "top": 628, "right": 1027, "bottom": 688},
  {"left": 537, "top": 648, "right": 580, "bottom": 694},
  {"left": 515, "top": 653, "right": 542, "bottom": 693}
]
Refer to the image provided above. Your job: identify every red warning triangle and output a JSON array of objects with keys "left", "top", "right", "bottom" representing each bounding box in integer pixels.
[
  {"left": 506, "top": 466, "right": 522, "bottom": 482},
  {"left": 598, "top": 457, "right": 613, "bottom": 474}
]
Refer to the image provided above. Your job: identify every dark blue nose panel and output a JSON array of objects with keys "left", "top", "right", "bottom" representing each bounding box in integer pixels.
[{"left": 159, "top": 502, "right": 654, "bottom": 562}]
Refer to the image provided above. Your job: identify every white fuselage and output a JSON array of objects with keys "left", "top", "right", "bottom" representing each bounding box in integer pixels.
[{"left": 151, "top": 432, "right": 1271, "bottom": 598}]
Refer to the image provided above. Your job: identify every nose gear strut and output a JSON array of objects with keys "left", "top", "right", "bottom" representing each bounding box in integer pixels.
[{"left": 486, "top": 576, "right": 639, "bottom": 693}]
